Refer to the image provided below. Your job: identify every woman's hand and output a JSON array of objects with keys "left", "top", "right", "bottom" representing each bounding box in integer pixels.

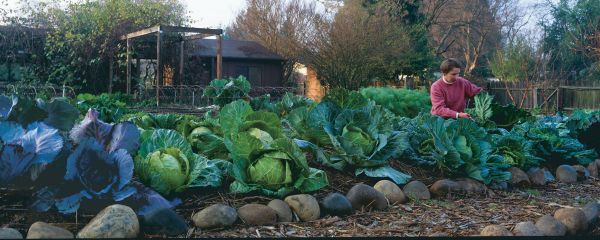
[{"left": 458, "top": 112, "right": 472, "bottom": 119}]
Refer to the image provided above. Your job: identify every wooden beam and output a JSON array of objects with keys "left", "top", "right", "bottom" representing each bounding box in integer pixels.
[
  {"left": 183, "top": 33, "right": 211, "bottom": 41},
  {"left": 161, "top": 26, "right": 223, "bottom": 35},
  {"left": 216, "top": 34, "right": 222, "bottom": 79},
  {"left": 120, "top": 26, "right": 160, "bottom": 40},
  {"left": 156, "top": 30, "right": 162, "bottom": 107},
  {"left": 108, "top": 56, "right": 113, "bottom": 93},
  {"left": 179, "top": 40, "right": 184, "bottom": 85},
  {"left": 126, "top": 38, "right": 132, "bottom": 94}
]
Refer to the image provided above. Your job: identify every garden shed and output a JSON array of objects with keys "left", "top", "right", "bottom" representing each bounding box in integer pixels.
[{"left": 188, "top": 39, "right": 286, "bottom": 87}]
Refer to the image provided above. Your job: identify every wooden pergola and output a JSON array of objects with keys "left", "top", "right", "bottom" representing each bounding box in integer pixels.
[{"left": 120, "top": 25, "right": 223, "bottom": 106}]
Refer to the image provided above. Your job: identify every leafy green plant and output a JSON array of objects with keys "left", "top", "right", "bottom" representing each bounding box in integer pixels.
[
  {"left": 359, "top": 87, "right": 431, "bottom": 118},
  {"left": 403, "top": 114, "right": 511, "bottom": 185},
  {"left": 203, "top": 76, "right": 251, "bottom": 107},
  {"left": 493, "top": 132, "right": 545, "bottom": 170},
  {"left": 287, "top": 89, "right": 412, "bottom": 184},
  {"left": 512, "top": 117, "right": 597, "bottom": 167},
  {"left": 219, "top": 100, "right": 328, "bottom": 197},
  {"left": 135, "top": 129, "right": 230, "bottom": 195},
  {"left": 75, "top": 93, "right": 130, "bottom": 123}
]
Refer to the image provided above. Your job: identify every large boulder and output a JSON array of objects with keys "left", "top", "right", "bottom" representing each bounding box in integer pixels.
[
  {"left": 512, "top": 221, "right": 543, "bottom": 236},
  {"left": 0, "top": 228, "right": 22, "bottom": 239},
  {"left": 141, "top": 208, "right": 189, "bottom": 236},
  {"left": 572, "top": 165, "right": 590, "bottom": 181}
]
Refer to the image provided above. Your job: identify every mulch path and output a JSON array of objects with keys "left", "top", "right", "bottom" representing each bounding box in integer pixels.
[{"left": 1, "top": 160, "right": 599, "bottom": 237}]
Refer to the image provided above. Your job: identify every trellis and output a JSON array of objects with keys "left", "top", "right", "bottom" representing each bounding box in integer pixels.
[{"left": 120, "top": 25, "right": 223, "bottom": 107}]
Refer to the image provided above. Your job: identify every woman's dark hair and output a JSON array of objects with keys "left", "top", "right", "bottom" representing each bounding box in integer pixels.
[{"left": 440, "top": 58, "right": 462, "bottom": 74}]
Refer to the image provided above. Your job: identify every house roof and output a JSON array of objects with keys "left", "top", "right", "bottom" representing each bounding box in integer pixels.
[{"left": 190, "top": 39, "right": 285, "bottom": 61}]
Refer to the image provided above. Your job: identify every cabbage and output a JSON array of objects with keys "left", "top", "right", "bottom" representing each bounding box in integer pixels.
[{"left": 136, "top": 129, "right": 229, "bottom": 195}]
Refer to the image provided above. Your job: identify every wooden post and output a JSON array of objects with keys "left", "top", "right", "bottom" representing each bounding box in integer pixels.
[
  {"left": 126, "top": 38, "right": 132, "bottom": 94},
  {"left": 556, "top": 87, "right": 561, "bottom": 113},
  {"left": 156, "top": 28, "right": 162, "bottom": 107},
  {"left": 108, "top": 56, "right": 114, "bottom": 93},
  {"left": 216, "top": 34, "right": 223, "bottom": 79},
  {"left": 179, "top": 40, "right": 185, "bottom": 85},
  {"left": 532, "top": 87, "right": 538, "bottom": 108}
]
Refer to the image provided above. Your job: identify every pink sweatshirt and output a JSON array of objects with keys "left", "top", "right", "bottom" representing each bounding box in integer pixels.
[{"left": 430, "top": 77, "right": 481, "bottom": 118}]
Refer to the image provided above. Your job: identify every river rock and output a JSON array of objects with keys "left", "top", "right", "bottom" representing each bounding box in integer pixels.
[
  {"left": 192, "top": 203, "right": 237, "bottom": 229},
  {"left": 527, "top": 167, "right": 548, "bottom": 186},
  {"left": 141, "top": 208, "right": 188, "bottom": 236},
  {"left": 512, "top": 221, "right": 543, "bottom": 236},
  {"left": 508, "top": 167, "right": 530, "bottom": 186},
  {"left": 238, "top": 204, "right": 277, "bottom": 225},
  {"left": 429, "top": 179, "right": 461, "bottom": 197},
  {"left": 77, "top": 204, "right": 139, "bottom": 238},
  {"left": 374, "top": 180, "right": 407, "bottom": 204},
  {"left": 320, "top": 192, "right": 353, "bottom": 216},
  {"left": 572, "top": 165, "right": 590, "bottom": 181},
  {"left": 554, "top": 208, "right": 588, "bottom": 235},
  {"left": 26, "top": 222, "right": 73, "bottom": 239},
  {"left": 588, "top": 161, "right": 598, "bottom": 178},
  {"left": 268, "top": 199, "right": 293, "bottom": 222},
  {"left": 535, "top": 214, "right": 567, "bottom": 236},
  {"left": 284, "top": 194, "right": 320, "bottom": 222},
  {"left": 346, "top": 184, "right": 388, "bottom": 210},
  {"left": 480, "top": 225, "right": 512, "bottom": 236},
  {"left": 402, "top": 181, "right": 430, "bottom": 200},
  {"left": 455, "top": 178, "right": 487, "bottom": 194},
  {"left": 556, "top": 165, "right": 577, "bottom": 183},
  {"left": 0, "top": 228, "right": 22, "bottom": 239},
  {"left": 582, "top": 202, "right": 599, "bottom": 225}
]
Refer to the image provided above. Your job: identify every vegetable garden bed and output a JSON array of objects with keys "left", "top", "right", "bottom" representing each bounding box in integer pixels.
[
  {"left": 2, "top": 164, "right": 599, "bottom": 237},
  {"left": 1, "top": 78, "right": 600, "bottom": 237}
]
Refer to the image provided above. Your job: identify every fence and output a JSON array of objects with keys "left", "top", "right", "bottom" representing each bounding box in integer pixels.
[
  {"left": 133, "top": 84, "right": 296, "bottom": 106},
  {"left": 486, "top": 80, "right": 600, "bottom": 113},
  {"left": 0, "top": 83, "right": 77, "bottom": 99}
]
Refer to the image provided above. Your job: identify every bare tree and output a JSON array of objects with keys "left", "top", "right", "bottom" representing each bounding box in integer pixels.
[
  {"left": 425, "top": 0, "right": 522, "bottom": 77},
  {"left": 227, "top": 0, "right": 326, "bottom": 84}
]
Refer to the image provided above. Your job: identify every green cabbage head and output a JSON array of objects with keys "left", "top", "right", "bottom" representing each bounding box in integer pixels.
[
  {"left": 144, "top": 148, "right": 189, "bottom": 195},
  {"left": 341, "top": 125, "right": 375, "bottom": 154},
  {"left": 248, "top": 151, "right": 293, "bottom": 190}
]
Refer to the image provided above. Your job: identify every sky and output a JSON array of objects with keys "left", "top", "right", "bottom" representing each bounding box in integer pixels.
[
  {"left": 2, "top": 0, "right": 551, "bottom": 32},
  {"left": 182, "top": 0, "right": 246, "bottom": 29}
]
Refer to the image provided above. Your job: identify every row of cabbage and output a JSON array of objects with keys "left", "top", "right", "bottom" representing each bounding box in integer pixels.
[{"left": 1, "top": 84, "right": 599, "bottom": 216}]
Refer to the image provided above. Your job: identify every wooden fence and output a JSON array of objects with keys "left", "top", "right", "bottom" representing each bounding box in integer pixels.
[{"left": 486, "top": 80, "right": 600, "bottom": 113}]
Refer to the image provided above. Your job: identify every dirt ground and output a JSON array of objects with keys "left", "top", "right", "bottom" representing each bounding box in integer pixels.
[{"left": 1, "top": 161, "right": 599, "bottom": 238}]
